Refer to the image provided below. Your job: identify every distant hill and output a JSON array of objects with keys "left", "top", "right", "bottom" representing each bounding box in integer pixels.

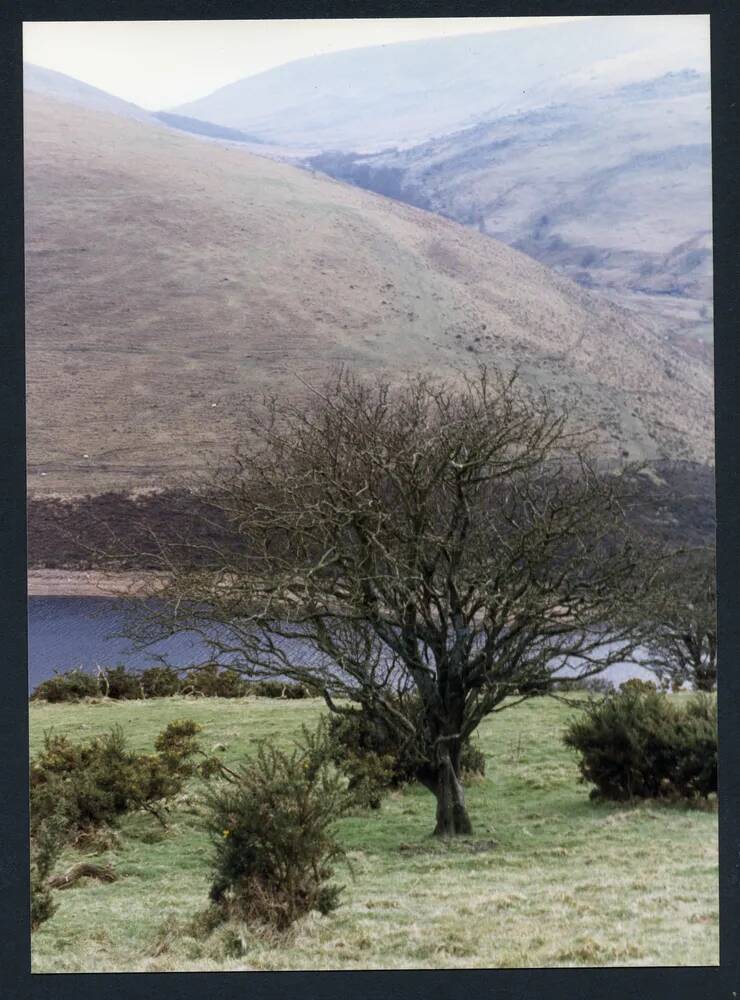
[
  {"left": 171, "top": 17, "right": 709, "bottom": 152},
  {"left": 167, "top": 21, "right": 712, "bottom": 354},
  {"left": 24, "top": 93, "right": 712, "bottom": 497},
  {"left": 24, "top": 63, "right": 155, "bottom": 123},
  {"left": 306, "top": 69, "right": 713, "bottom": 355}
]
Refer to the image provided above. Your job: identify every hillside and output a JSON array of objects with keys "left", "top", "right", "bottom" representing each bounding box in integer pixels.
[
  {"left": 28, "top": 20, "right": 714, "bottom": 357},
  {"left": 171, "top": 17, "right": 708, "bottom": 153},
  {"left": 24, "top": 63, "right": 155, "bottom": 123},
  {"left": 306, "top": 70, "right": 713, "bottom": 354},
  {"left": 25, "top": 93, "right": 713, "bottom": 496}
]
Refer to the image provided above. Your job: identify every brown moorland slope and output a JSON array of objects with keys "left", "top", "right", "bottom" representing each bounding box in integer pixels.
[{"left": 25, "top": 93, "right": 713, "bottom": 496}]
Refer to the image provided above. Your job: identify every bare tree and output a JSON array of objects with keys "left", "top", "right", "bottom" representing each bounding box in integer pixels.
[
  {"left": 119, "top": 367, "right": 662, "bottom": 836},
  {"left": 642, "top": 547, "right": 717, "bottom": 691}
]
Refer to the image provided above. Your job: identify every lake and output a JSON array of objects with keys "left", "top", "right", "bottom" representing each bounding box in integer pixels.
[
  {"left": 27, "top": 597, "right": 213, "bottom": 692},
  {"left": 26, "top": 596, "right": 657, "bottom": 694}
]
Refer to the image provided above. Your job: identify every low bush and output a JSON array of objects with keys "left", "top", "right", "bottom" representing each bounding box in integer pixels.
[
  {"left": 460, "top": 742, "right": 487, "bottom": 781},
  {"left": 30, "top": 668, "right": 99, "bottom": 703},
  {"left": 30, "top": 664, "right": 312, "bottom": 702},
  {"left": 183, "top": 669, "right": 312, "bottom": 699},
  {"left": 326, "top": 699, "right": 485, "bottom": 809},
  {"left": 339, "top": 745, "right": 397, "bottom": 811},
  {"left": 552, "top": 676, "right": 615, "bottom": 695},
  {"left": 326, "top": 707, "right": 414, "bottom": 809},
  {"left": 99, "top": 665, "right": 144, "bottom": 700},
  {"left": 620, "top": 678, "right": 658, "bottom": 694},
  {"left": 249, "top": 679, "right": 312, "bottom": 700},
  {"left": 669, "top": 693, "right": 718, "bottom": 797},
  {"left": 182, "top": 664, "right": 249, "bottom": 698},
  {"left": 203, "top": 722, "right": 349, "bottom": 930},
  {"left": 563, "top": 687, "right": 717, "bottom": 801},
  {"left": 30, "top": 719, "right": 220, "bottom": 842},
  {"left": 139, "top": 665, "right": 183, "bottom": 698},
  {"left": 30, "top": 813, "right": 66, "bottom": 931}
]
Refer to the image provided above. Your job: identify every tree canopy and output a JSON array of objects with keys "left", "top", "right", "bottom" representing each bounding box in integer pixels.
[
  {"left": 642, "top": 547, "right": 717, "bottom": 691},
  {"left": 121, "top": 367, "right": 664, "bottom": 835}
]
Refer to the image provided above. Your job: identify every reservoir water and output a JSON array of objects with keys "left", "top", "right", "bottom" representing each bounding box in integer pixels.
[
  {"left": 27, "top": 597, "right": 214, "bottom": 692},
  {"left": 26, "top": 596, "right": 656, "bottom": 694}
]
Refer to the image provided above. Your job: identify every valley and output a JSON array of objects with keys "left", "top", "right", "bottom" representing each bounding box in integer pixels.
[{"left": 305, "top": 73, "right": 713, "bottom": 355}]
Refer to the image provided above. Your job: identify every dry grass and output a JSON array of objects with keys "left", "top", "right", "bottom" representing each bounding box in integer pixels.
[
  {"left": 24, "top": 94, "right": 712, "bottom": 497},
  {"left": 29, "top": 694, "right": 718, "bottom": 972}
]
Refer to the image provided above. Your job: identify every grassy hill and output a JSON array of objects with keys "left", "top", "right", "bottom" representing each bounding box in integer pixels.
[
  {"left": 25, "top": 93, "right": 713, "bottom": 496},
  {"left": 306, "top": 73, "right": 713, "bottom": 354},
  {"left": 29, "top": 694, "right": 718, "bottom": 971}
]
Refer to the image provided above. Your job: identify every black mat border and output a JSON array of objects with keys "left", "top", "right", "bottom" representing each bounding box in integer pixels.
[{"left": 1, "top": 2, "right": 737, "bottom": 998}]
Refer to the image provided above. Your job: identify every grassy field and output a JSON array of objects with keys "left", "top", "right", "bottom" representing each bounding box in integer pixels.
[{"left": 29, "top": 694, "right": 718, "bottom": 972}]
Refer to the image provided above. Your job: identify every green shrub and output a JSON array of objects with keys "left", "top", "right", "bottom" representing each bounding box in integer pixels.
[
  {"left": 326, "top": 698, "right": 486, "bottom": 808},
  {"left": 342, "top": 749, "right": 397, "bottom": 811},
  {"left": 29, "top": 664, "right": 314, "bottom": 702},
  {"left": 669, "top": 693, "right": 718, "bottom": 798},
  {"left": 30, "top": 668, "right": 99, "bottom": 703},
  {"left": 325, "top": 708, "right": 414, "bottom": 809},
  {"left": 99, "top": 665, "right": 144, "bottom": 700},
  {"left": 30, "top": 813, "right": 66, "bottom": 931},
  {"left": 30, "top": 720, "right": 218, "bottom": 841},
  {"left": 563, "top": 688, "right": 717, "bottom": 801},
  {"left": 553, "top": 676, "right": 614, "bottom": 695},
  {"left": 203, "top": 722, "right": 349, "bottom": 930},
  {"left": 139, "top": 665, "right": 183, "bottom": 698},
  {"left": 183, "top": 664, "right": 249, "bottom": 698},
  {"left": 620, "top": 678, "right": 658, "bottom": 694},
  {"left": 460, "top": 741, "right": 487, "bottom": 780},
  {"left": 249, "top": 679, "right": 311, "bottom": 699}
]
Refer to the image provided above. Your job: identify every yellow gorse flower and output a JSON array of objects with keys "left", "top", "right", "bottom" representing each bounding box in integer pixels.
[{"left": 223, "top": 829, "right": 230, "bottom": 838}]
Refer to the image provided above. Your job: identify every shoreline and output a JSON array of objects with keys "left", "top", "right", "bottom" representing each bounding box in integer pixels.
[{"left": 27, "top": 569, "right": 157, "bottom": 598}]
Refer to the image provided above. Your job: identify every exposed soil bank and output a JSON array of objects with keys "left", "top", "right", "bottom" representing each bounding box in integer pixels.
[{"left": 27, "top": 569, "right": 157, "bottom": 597}]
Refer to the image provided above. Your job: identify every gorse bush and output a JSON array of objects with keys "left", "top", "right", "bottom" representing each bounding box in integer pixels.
[
  {"left": 31, "top": 668, "right": 99, "bottom": 703},
  {"left": 30, "top": 665, "right": 147, "bottom": 702},
  {"left": 30, "top": 813, "right": 66, "bottom": 931},
  {"left": 620, "top": 678, "right": 658, "bottom": 694},
  {"left": 203, "top": 722, "right": 349, "bottom": 930},
  {"left": 139, "top": 665, "right": 183, "bottom": 698},
  {"left": 30, "top": 719, "right": 220, "bottom": 841},
  {"left": 250, "top": 679, "right": 313, "bottom": 700},
  {"left": 326, "top": 698, "right": 486, "bottom": 809},
  {"left": 460, "top": 742, "right": 487, "bottom": 781},
  {"left": 325, "top": 710, "right": 404, "bottom": 809},
  {"left": 30, "top": 664, "right": 311, "bottom": 702},
  {"left": 182, "top": 664, "right": 248, "bottom": 698},
  {"left": 563, "top": 687, "right": 717, "bottom": 801},
  {"left": 99, "top": 665, "right": 144, "bottom": 700},
  {"left": 668, "top": 693, "right": 718, "bottom": 797}
]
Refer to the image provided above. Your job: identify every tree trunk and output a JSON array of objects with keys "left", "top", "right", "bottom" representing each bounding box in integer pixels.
[{"left": 433, "top": 751, "right": 472, "bottom": 837}]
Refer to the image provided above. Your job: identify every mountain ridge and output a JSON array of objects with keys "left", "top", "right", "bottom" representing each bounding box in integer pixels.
[
  {"left": 171, "top": 17, "right": 709, "bottom": 152},
  {"left": 24, "top": 63, "right": 155, "bottom": 123}
]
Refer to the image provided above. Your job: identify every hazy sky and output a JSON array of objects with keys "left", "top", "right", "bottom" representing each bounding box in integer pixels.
[{"left": 23, "top": 17, "right": 593, "bottom": 109}]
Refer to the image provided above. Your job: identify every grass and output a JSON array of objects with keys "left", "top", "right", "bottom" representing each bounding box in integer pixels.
[{"left": 29, "top": 693, "right": 718, "bottom": 972}]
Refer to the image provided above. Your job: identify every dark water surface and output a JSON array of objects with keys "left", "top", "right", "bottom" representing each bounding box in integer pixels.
[
  {"left": 26, "top": 596, "right": 656, "bottom": 694},
  {"left": 27, "top": 597, "right": 213, "bottom": 692}
]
